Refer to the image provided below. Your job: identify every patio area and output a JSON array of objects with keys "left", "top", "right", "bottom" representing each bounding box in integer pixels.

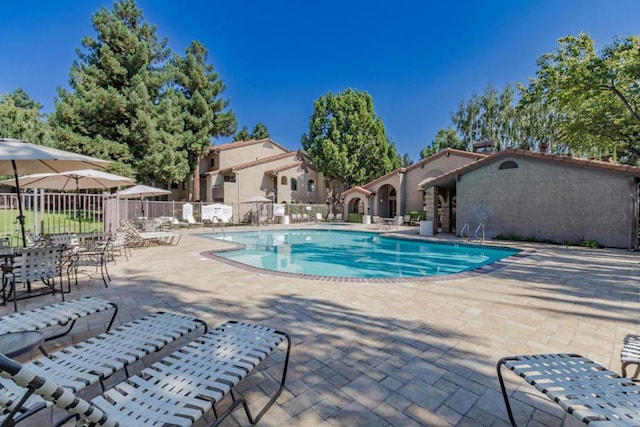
[{"left": 5, "top": 223, "right": 640, "bottom": 426}]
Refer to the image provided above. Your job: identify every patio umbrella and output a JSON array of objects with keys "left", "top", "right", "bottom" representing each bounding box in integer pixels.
[
  {"left": 1, "top": 169, "right": 133, "bottom": 234},
  {"left": 117, "top": 185, "right": 171, "bottom": 218},
  {"left": 242, "top": 195, "right": 272, "bottom": 226},
  {"left": 0, "top": 138, "right": 111, "bottom": 246}
]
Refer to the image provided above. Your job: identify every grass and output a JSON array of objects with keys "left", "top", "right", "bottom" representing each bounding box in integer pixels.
[{"left": 0, "top": 208, "right": 103, "bottom": 242}]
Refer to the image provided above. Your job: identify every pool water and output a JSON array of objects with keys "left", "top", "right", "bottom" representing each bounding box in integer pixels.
[{"left": 206, "top": 229, "right": 519, "bottom": 279}]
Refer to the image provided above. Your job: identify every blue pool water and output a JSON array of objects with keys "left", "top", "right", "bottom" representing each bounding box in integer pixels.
[{"left": 206, "top": 229, "right": 519, "bottom": 279}]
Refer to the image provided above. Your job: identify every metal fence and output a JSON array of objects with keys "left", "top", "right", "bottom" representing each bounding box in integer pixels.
[{"left": 0, "top": 191, "right": 345, "bottom": 244}]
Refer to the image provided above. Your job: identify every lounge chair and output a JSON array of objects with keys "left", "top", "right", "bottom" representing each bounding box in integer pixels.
[
  {"left": 316, "top": 212, "right": 324, "bottom": 223},
  {"left": 0, "top": 311, "right": 207, "bottom": 425},
  {"left": 186, "top": 214, "right": 202, "bottom": 228},
  {"left": 497, "top": 353, "right": 640, "bottom": 426},
  {"left": 410, "top": 215, "right": 422, "bottom": 226},
  {"left": 0, "top": 320, "right": 289, "bottom": 427},
  {"left": 402, "top": 214, "right": 411, "bottom": 225},
  {"left": 621, "top": 334, "right": 640, "bottom": 379},
  {"left": 120, "top": 220, "right": 181, "bottom": 246},
  {"left": 0, "top": 296, "right": 117, "bottom": 343}
]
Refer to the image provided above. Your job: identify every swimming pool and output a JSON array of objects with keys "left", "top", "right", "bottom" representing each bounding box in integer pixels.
[{"left": 205, "top": 229, "right": 520, "bottom": 280}]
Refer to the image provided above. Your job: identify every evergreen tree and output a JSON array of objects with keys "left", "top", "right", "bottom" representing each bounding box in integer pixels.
[
  {"left": 402, "top": 153, "right": 413, "bottom": 166},
  {"left": 251, "top": 122, "right": 269, "bottom": 139},
  {"left": 302, "top": 88, "right": 401, "bottom": 193},
  {"left": 173, "top": 40, "right": 236, "bottom": 201},
  {"left": 49, "top": 0, "right": 177, "bottom": 180},
  {"left": 234, "top": 126, "right": 251, "bottom": 141},
  {"left": 0, "top": 89, "right": 51, "bottom": 145}
]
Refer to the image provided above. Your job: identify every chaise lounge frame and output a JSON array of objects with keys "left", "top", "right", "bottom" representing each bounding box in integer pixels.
[
  {"left": 0, "top": 311, "right": 207, "bottom": 426},
  {"left": 497, "top": 353, "right": 640, "bottom": 426},
  {"left": 0, "top": 320, "right": 290, "bottom": 427}
]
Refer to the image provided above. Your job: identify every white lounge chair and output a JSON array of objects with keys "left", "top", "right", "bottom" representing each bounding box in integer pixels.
[
  {"left": 0, "top": 311, "right": 207, "bottom": 425},
  {"left": 0, "top": 320, "right": 289, "bottom": 427},
  {"left": 498, "top": 353, "right": 640, "bottom": 426}
]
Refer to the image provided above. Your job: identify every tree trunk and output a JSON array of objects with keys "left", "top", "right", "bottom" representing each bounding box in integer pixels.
[{"left": 192, "top": 157, "right": 201, "bottom": 201}]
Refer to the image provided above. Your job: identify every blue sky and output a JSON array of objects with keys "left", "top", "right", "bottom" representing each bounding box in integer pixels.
[{"left": 1, "top": 1, "right": 639, "bottom": 161}]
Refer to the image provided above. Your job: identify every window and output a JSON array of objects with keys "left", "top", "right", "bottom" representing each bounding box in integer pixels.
[
  {"left": 307, "top": 180, "right": 315, "bottom": 192},
  {"left": 281, "top": 176, "right": 288, "bottom": 185},
  {"left": 209, "top": 158, "right": 215, "bottom": 169},
  {"left": 291, "top": 178, "right": 297, "bottom": 191},
  {"left": 170, "top": 183, "right": 179, "bottom": 189},
  {"left": 223, "top": 175, "right": 236, "bottom": 183},
  {"left": 499, "top": 160, "right": 519, "bottom": 170}
]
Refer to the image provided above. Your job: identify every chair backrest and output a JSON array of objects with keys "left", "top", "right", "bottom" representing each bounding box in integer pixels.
[
  {"left": 316, "top": 213, "right": 323, "bottom": 221},
  {"left": 0, "top": 353, "right": 115, "bottom": 427},
  {"left": 403, "top": 214, "right": 411, "bottom": 222},
  {"left": 12, "top": 246, "right": 63, "bottom": 283},
  {"left": 186, "top": 215, "right": 198, "bottom": 224}
]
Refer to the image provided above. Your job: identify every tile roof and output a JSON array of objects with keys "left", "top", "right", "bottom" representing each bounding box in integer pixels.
[
  {"left": 266, "top": 161, "right": 317, "bottom": 175},
  {"left": 207, "top": 151, "right": 297, "bottom": 175},
  {"left": 421, "top": 148, "right": 640, "bottom": 188},
  {"left": 211, "top": 138, "right": 290, "bottom": 153},
  {"left": 340, "top": 186, "right": 373, "bottom": 198},
  {"left": 361, "top": 148, "right": 486, "bottom": 189}
]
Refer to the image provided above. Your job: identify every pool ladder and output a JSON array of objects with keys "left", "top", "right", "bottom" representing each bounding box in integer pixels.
[{"left": 460, "top": 223, "right": 484, "bottom": 242}]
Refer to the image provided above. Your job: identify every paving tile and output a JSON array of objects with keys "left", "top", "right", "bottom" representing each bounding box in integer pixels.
[{"left": 4, "top": 229, "right": 640, "bottom": 426}]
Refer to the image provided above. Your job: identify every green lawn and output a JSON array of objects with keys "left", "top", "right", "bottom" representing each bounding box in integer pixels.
[{"left": 0, "top": 208, "right": 103, "bottom": 243}]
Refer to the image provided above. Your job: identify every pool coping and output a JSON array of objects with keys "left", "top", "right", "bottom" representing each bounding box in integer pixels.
[{"left": 199, "top": 230, "right": 535, "bottom": 283}]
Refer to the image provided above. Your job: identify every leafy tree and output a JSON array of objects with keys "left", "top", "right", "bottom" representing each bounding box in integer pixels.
[
  {"left": 402, "top": 153, "right": 413, "bottom": 166},
  {"left": 234, "top": 126, "right": 251, "bottom": 141},
  {"left": 0, "top": 89, "right": 51, "bottom": 145},
  {"left": 251, "top": 122, "right": 269, "bottom": 139},
  {"left": 302, "top": 89, "right": 401, "bottom": 196},
  {"left": 49, "top": 0, "right": 176, "bottom": 179},
  {"left": 521, "top": 33, "right": 640, "bottom": 163},
  {"left": 420, "top": 128, "right": 466, "bottom": 159},
  {"left": 173, "top": 40, "right": 236, "bottom": 201}
]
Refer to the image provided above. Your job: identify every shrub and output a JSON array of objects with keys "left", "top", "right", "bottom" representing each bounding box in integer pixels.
[{"left": 347, "top": 213, "right": 363, "bottom": 223}]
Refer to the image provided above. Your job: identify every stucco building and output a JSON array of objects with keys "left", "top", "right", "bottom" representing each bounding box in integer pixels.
[
  {"left": 421, "top": 148, "right": 640, "bottom": 249},
  {"left": 341, "top": 149, "right": 485, "bottom": 228},
  {"left": 190, "top": 138, "right": 330, "bottom": 222}
]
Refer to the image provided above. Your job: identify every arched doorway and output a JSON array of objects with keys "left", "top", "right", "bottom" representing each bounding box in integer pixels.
[
  {"left": 377, "top": 184, "right": 397, "bottom": 217},
  {"left": 348, "top": 197, "right": 364, "bottom": 214}
]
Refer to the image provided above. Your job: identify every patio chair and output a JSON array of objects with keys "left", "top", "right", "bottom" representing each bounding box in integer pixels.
[
  {"left": 0, "top": 320, "right": 288, "bottom": 427},
  {"left": 410, "top": 215, "right": 422, "bottom": 226},
  {"left": 497, "top": 353, "right": 640, "bottom": 426},
  {"left": 0, "top": 311, "right": 208, "bottom": 426},
  {"left": 1, "top": 246, "right": 65, "bottom": 311},
  {"left": 402, "top": 214, "right": 411, "bottom": 225},
  {"left": 68, "top": 236, "right": 112, "bottom": 288}
]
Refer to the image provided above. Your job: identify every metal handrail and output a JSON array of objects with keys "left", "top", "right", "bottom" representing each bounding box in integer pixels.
[
  {"left": 474, "top": 223, "right": 485, "bottom": 241},
  {"left": 460, "top": 223, "right": 470, "bottom": 241}
]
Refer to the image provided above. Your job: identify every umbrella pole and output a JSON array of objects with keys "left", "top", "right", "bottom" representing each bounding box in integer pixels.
[
  {"left": 12, "top": 160, "right": 27, "bottom": 247},
  {"left": 76, "top": 181, "right": 82, "bottom": 234},
  {"left": 141, "top": 198, "right": 145, "bottom": 219}
]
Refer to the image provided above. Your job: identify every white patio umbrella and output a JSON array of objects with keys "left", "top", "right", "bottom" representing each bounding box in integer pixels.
[
  {"left": 242, "top": 195, "right": 273, "bottom": 226},
  {"left": 0, "top": 138, "right": 111, "bottom": 246},
  {"left": 117, "top": 185, "right": 171, "bottom": 218},
  {"left": 1, "top": 169, "right": 134, "bottom": 234}
]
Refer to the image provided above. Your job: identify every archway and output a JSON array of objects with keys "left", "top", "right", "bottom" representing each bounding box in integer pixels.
[
  {"left": 348, "top": 197, "right": 364, "bottom": 214},
  {"left": 377, "top": 184, "right": 396, "bottom": 217}
]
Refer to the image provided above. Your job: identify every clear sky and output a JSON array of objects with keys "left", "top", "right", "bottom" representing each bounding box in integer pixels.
[{"left": 1, "top": 1, "right": 639, "bottom": 161}]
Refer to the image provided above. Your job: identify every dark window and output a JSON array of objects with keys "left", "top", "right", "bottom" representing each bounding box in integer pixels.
[
  {"left": 499, "top": 161, "right": 519, "bottom": 170},
  {"left": 223, "top": 175, "right": 236, "bottom": 183},
  {"left": 307, "top": 180, "right": 315, "bottom": 192},
  {"left": 291, "top": 178, "right": 297, "bottom": 191},
  {"left": 170, "top": 183, "right": 179, "bottom": 189},
  {"left": 209, "top": 158, "right": 215, "bottom": 168}
]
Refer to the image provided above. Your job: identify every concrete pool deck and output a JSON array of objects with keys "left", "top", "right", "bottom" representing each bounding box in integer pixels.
[{"left": 6, "top": 223, "right": 640, "bottom": 426}]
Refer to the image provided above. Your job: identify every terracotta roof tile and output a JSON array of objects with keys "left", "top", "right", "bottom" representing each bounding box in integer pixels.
[
  {"left": 206, "top": 151, "right": 298, "bottom": 176},
  {"left": 211, "top": 138, "right": 290, "bottom": 153},
  {"left": 340, "top": 186, "right": 373, "bottom": 198},
  {"left": 421, "top": 148, "right": 640, "bottom": 188}
]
